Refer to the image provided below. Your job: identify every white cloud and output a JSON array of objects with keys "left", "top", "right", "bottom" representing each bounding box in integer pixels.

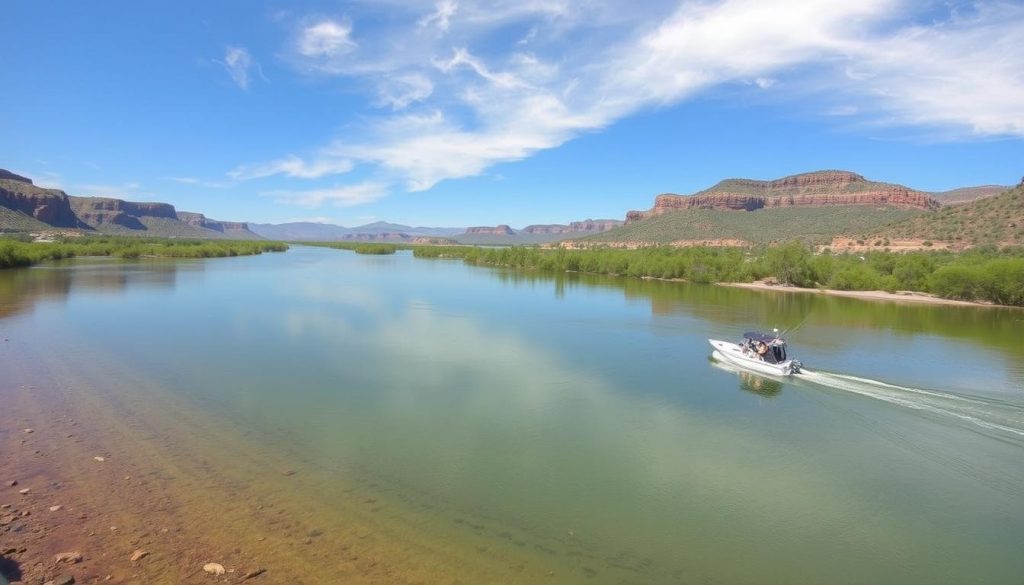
[
  {"left": 229, "top": 155, "right": 354, "bottom": 180},
  {"left": 838, "top": 3, "right": 1024, "bottom": 136},
  {"left": 378, "top": 73, "right": 435, "bottom": 110},
  {"left": 263, "top": 181, "right": 391, "bottom": 207},
  {"left": 293, "top": 19, "right": 357, "bottom": 74},
  {"left": 235, "top": 0, "right": 1024, "bottom": 206},
  {"left": 218, "top": 46, "right": 256, "bottom": 90},
  {"left": 419, "top": 0, "right": 458, "bottom": 32}
]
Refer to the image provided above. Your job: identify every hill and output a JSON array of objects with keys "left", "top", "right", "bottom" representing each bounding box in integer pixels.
[
  {"left": 625, "top": 170, "right": 938, "bottom": 223},
  {"left": 0, "top": 169, "right": 260, "bottom": 239},
  {"left": 931, "top": 185, "right": 1010, "bottom": 205},
  {"left": 249, "top": 221, "right": 462, "bottom": 241},
  {"left": 590, "top": 171, "right": 934, "bottom": 245},
  {"left": 861, "top": 183, "right": 1024, "bottom": 247},
  {"left": 454, "top": 219, "right": 624, "bottom": 245},
  {"left": 586, "top": 206, "right": 923, "bottom": 246}
]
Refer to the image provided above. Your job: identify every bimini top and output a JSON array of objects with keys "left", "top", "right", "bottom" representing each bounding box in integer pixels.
[{"left": 743, "top": 331, "right": 783, "bottom": 343}]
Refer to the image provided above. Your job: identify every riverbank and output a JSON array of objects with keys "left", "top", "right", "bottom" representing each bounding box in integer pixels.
[{"left": 720, "top": 281, "right": 1007, "bottom": 308}]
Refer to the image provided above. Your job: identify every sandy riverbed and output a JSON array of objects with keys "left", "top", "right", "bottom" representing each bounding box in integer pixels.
[{"left": 0, "top": 340, "right": 578, "bottom": 585}]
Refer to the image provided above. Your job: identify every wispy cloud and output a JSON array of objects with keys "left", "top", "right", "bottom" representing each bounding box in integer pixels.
[
  {"left": 217, "top": 46, "right": 259, "bottom": 90},
  {"left": 166, "top": 176, "right": 234, "bottom": 189},
  {"left": 262, "top": 181, "right": 391, "bottom": 207},
  {"left": 419, "top": 0, "right": 458, "bottom": 32},
  {"left": 229, "top": 155, "right": 354, "bottom": 180},
  {"left": 233, "top": 0, "right": 1024, "bottom": 207},
  {"left": 292, "top": 19, "right": 358, "bottom": 74}
]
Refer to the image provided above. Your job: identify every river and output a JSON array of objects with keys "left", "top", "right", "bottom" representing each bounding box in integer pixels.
[{"left": 1, "top": 246, "right": 1022, "bottom": 584}]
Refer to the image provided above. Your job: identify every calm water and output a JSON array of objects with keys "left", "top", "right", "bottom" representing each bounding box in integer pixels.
[{"left": 2, "top": 246, "right": 1023, "bottom": 584}]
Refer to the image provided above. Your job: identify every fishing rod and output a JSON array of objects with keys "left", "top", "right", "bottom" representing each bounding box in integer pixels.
[{"left": 777, "top": 315, "right": 811, "bottom": 339}]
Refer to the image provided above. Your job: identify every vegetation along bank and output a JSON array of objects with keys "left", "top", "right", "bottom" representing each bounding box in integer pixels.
[
  {"left": 411, "top": 242, "right": 1024, "bottom": 307},
  {"left": 0, "top": 235, "right": 288, "bottom": 268}
]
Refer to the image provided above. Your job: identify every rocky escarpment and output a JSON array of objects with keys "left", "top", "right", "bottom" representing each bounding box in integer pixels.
[
  {"left": 176, "top": 211, "right": 252, "bottom": 234},
  {"left": 69, "top": 197, "right": 178, "bottom": 229},
  {"left": 0, "top": 168, "right": 258, "bottom": 238},
  {"left": 521, "top": 219, "right": 623, "bottom": 235},
  {"left": 0, "top": 173, "right": 83, "bottom": 227},
  {"left": 626, "top": 171, "right": 940, "bottom": 223},
  {"left": 464, "top": 225, "right": 515, "bottom": 236}
]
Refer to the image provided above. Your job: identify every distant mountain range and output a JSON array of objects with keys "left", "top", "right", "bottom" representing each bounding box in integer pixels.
[
  {"left": 2, "top": 167, "right": 1016, "bottom": 249},
  {"left": 249, "top": 219, "right": 624, "bottom": 244},
  {"left": 248, "top": 221, "right": 463, "bottom": 241}
]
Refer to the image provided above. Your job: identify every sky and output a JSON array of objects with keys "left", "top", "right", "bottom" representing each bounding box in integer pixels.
[{"left": 2, "top": 0, "right": 1023, "bottom": 228}]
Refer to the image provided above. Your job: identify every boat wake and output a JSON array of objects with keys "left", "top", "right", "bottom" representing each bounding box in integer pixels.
[{"left": 797, "top": 369, "right": 1024, "bottom": 440}]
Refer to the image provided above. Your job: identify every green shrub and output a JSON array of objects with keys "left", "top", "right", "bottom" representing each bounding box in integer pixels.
[{"left": 928, "top": 265, "right": 982, "bottom": 300}]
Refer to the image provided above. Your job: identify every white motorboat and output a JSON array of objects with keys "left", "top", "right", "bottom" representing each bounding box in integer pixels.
[{"left": 709, "top": 331, "right": 802, "bottom": 376}]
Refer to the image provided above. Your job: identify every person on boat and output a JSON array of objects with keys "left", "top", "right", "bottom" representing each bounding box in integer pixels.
[{"left": 755, "top": 341, "right": 769, "bottom": 360}]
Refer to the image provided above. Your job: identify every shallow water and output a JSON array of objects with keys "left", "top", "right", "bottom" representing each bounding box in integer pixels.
[{"left": 1, "top": 247, "right": 1023, "bottom": 584}]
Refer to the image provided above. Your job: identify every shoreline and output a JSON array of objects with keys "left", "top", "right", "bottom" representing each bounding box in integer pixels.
[
  {"left": 718, "top": 281, "right": 1013, "bottom": 308},
  {"left": 0, "top": 333, "right": 591, "bottom": 585}
]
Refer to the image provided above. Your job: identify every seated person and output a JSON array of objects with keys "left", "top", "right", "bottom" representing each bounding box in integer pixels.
[{"left": 755, "top": 341, "right": 769, "bottom": 361}]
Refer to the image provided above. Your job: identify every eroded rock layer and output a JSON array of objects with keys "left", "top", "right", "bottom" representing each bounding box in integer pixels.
[{"left": 627, "top": 171, "right": 940, "bottom": 223}]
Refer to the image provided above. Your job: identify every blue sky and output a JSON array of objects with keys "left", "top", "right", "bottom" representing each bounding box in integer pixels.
[{"left": 2, "top": 1, "right": 1022, "bottom": 228}]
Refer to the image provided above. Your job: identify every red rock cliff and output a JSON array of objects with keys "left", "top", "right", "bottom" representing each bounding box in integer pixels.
[
  {"left": 0, "top": 171, "right": 82, "bottom": 227},
  {"left": 69, "top": 196, "right": 178, "bottom": 228},
  {"left": 626, "top": 170, "right": 940, "bottom": 223}
]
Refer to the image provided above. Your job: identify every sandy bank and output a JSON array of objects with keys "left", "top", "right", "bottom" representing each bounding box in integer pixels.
[{"left": 719, "top": 281, "right": 1013, "bottom": 308}]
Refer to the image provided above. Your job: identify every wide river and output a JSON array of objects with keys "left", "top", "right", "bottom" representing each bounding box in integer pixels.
[{"left": 2, "top": 245, "right": 1023, "bottom": 584}]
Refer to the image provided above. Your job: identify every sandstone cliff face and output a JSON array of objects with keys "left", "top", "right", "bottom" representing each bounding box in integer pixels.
[
  {"left": 521, "top": 219, "right": 623, "bottom": 234},
  {"left": 69, "top": 197, "right": 178, "bottom": 229},
  {"left": 0, "top": 169, "right": 33, "bottom": 183},
  {"left": 568, "top": 219, "right": 623, "bottom": 232},
  {"left": 175, "top": 211, "right": 250, "bottom": 233},
  {"left": 465, "top": 225, "right": 515, "bottom": 236},
  {"left": 626, "top": 170, "right": 940, "bottom": 223},
  {"left": 0, "top": 173, "right": 82, "bottom": 227}
]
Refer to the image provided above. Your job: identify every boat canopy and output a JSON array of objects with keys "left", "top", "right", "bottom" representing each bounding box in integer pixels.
[{"left": 743, "top": 331, "right": 782, "bottom": 343}]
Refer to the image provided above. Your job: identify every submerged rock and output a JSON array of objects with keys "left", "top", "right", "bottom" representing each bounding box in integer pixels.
[
  {"left": 93, "top": 456, "right": 105, "bottom": 462},
  {"left": 243, "top": 568, "right": 266, "bottom": 579},
  {"left": 18, "top": 489, "right": 29, "bottom": 495},
  {"left": 130, "top": 549, "right": 149, "bottom": 562},
  {"left": 203, "top": 563, "right": 226, "bottom": 576},
  {"left": 44, "top": 576, "right": 75, "bottom": 585},
  {"left": 49, "top": 505, "right": 62, "bottom": 512}
]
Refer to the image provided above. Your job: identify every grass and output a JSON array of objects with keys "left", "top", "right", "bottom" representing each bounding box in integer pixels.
[
  {"left": 587, "top": 207, "right": 923, "bottom": 245},
  {"left": 0, "top": 236, "right": 288, "bottom": 269}
]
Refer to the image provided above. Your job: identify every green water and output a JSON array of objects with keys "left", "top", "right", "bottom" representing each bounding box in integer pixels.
[{"left": 2, "top": 246, "right": 1023, "bottom": 584}]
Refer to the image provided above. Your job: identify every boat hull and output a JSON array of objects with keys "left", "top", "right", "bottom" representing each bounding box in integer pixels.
[{"left": 709, "top": 339, "right": 801, "bottom": 376}]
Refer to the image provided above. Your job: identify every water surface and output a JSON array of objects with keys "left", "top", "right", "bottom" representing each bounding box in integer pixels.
[{"left": 1, "top": 247, "right": 1022, "bottom": 584}]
